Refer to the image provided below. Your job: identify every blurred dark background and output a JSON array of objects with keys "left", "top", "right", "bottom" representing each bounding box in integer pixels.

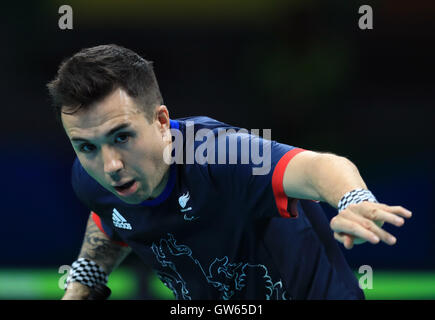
[{"left": 0, "top": 0, "right": 433, "bottom": 298}]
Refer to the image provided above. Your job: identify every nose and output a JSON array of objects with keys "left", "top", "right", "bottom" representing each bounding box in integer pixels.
[{"left": 102, "top": 146, "right": 124, "bottom": 176}]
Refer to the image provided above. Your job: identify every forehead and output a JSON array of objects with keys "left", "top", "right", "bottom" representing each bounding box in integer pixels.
[{"left": 62, "top": 88, "right": 145, "bottom": 139}]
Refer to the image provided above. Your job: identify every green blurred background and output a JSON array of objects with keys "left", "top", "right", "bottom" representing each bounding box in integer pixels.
[
  {"left": 0, "top": 0, "right": 433, "bottom": 299},
  {"left": 1, "top": 268, "right": 434, "bottom": 299}
]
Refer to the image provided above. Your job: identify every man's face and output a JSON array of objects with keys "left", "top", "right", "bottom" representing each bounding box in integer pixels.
[{"left": 62, "top": 88, "right": 171, "bottom": 204}]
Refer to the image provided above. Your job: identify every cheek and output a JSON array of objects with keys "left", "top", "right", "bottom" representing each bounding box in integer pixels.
[
  {"left": 136, "top": 132, "right": 166, "bottom": 161},
  {"left": 144, "top": 144, "right": 166, "bottom": 168},
  {"left": 124, "top": 141, "right": 161, "bottom": 174}
]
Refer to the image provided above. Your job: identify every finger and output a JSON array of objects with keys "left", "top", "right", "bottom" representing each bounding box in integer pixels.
[
  {"left": 380, "top": 204, "right": 413, "bottom": 219},
  {"left": 331, "top": 216, "right": 380, "bottom": 244},
  {"left": 344, "top": 234, "right": 354, "bottom": 250},
  {"left": 334, "top": 232, "right": 350, "bottom": 243},
  {"left": 355, "top": 205, "right": 406, "bottom": 227},
  {"left": 343, "top": 210, "right": 398, "bottom": 245},
  {"left": 334, "top": 232, "right": 356, "bottom": 249},
  {"left": 334, "top": 231, "right": 346, "bottom": 244}
]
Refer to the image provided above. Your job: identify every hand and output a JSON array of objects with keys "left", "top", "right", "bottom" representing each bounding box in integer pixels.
[
  {"left": 62, "top": 281, "right": 92, "bottom": 300},
  {"left": 330, "top": 202, "right": 412, "bottom": 249}
]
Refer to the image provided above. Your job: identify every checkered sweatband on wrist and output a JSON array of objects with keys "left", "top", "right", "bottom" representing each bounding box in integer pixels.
[
  {"left": 337, "top": 189, "right": 378, "bottom": 212},
  {"left": 65, "top": 258, "right": 108, "bottom": 290}
]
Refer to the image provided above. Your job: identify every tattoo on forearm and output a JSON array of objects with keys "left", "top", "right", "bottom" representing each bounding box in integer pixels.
[{"left": 78, "top": 215, "right": 131, "bottom": 274}]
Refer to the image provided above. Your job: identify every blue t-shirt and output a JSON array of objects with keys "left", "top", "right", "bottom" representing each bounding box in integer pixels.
[{"left": 71, "top": 116, "right": 364, "bottom": 300}]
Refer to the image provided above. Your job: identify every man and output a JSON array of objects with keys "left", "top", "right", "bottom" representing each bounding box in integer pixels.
[{"left": 48, "top": 44, "right": 412, "bottom": 300}]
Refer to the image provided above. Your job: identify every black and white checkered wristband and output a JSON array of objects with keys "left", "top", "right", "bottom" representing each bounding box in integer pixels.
[
  {"left": 337, "top": 189, "right": 378, "bottom": 212},
  {"left": 65, "top": 258, "right": 108, "bottom": 290}
]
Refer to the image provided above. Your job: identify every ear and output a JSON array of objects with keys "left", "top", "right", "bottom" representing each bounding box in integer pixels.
[
  {"left": 156, "top": 105, "right": 169, "bottom": 126},
  {"left": 155, "top": 105, "right": 170, "bottom": 138}
]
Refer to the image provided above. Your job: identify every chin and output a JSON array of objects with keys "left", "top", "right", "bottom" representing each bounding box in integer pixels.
[
  {"left": 126, "top": 199, "right": 143, "bottom": 205},
  {"left": 118, "top": 195, "right": 144, "bottom": 205}
]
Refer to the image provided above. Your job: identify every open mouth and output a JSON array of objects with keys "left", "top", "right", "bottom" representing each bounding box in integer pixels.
[
  {"left": 113, "top": 180, "right": 138, "bottom": 197},
  {"left": 114, "top": 180, "right": 135, "bottom": 192}
]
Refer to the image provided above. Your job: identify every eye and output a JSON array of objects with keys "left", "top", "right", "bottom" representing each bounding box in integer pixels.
[
  {"left": 79, "top": 143, "right": 96, "bottom": 153},
  {"left": 114, "top": 133, "right": 130, "bottom": 144}
]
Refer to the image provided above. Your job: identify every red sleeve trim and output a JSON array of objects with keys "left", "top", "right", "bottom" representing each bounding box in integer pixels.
[
  {"left": 91, "top": 212, "right": 129, "bottom": 247},
  {"left": 271, "top": 148, "right": 306, "bottom": 218}
]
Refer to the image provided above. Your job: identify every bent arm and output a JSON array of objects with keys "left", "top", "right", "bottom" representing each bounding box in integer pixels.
[
  {"left": 63, "top": 213, "right": 132, "bottom": 299},
  {"left": 283, "top": 151, "right": 366, "bottom": 207},
  {"left": 282, "top": 150, "right": 411, "bottom": 249}
]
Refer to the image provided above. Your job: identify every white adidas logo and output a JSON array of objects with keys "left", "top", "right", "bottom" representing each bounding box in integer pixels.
[{"left": 112, "top": 208, "right": 132, "bottom": 230}]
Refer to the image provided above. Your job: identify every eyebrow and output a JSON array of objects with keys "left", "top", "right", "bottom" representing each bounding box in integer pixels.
[{"left": 71, "top": 123, "right": 132, "bottom": 143}]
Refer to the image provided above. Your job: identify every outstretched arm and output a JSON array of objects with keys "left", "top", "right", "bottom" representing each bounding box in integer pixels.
[
  {"left": 282, "top": 150, "right": 412, "bottom": 249},
  {"left": 62, "top": 213, "right": 132, "bottom": 300}
]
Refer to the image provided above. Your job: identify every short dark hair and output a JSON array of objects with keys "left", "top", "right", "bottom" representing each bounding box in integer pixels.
[{"left": 47, "top": 44, "right": 163, "bottom": 122}]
